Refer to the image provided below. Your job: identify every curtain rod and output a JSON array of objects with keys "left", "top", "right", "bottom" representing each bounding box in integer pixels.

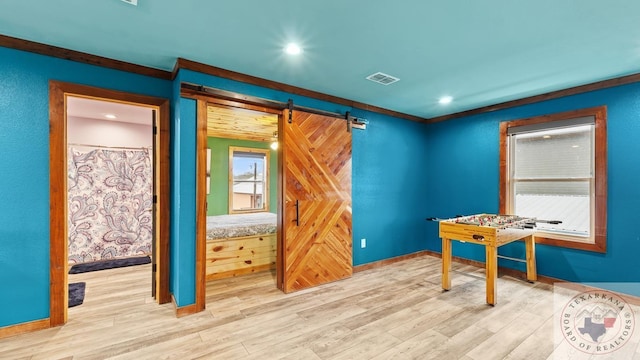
[
  {"left": 180, "top": 82, "right": 360, "bottom": 121},
  {"left": 68, "top": 143, "right": 151, "bottom": 151}
]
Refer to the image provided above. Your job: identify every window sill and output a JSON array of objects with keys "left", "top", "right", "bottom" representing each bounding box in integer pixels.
[{"left": 535, "top": 234, "right": 606, "bottom": 253}]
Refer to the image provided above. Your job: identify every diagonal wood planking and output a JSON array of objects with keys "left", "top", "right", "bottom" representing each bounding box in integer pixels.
[{"left": 283, "top": 110, "right": 352, "bottom": 292}]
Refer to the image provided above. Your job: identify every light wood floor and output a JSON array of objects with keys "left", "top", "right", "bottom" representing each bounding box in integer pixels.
[{"left": 2, "top": 255, "right": 639, "bottom": 359}]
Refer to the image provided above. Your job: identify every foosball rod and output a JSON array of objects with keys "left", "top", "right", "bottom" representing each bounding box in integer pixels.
[
  {"left": 496, "top": 254, "right": 527, "bottom": 263},
  {"left": 532, "top": 219, "right": 562, "bottom": 224},
  {"left": 425, "top": 216, "right": 464, "bottom": 222}
]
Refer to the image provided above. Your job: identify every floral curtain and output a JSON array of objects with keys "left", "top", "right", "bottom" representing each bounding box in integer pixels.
[{"left": 67, "top": 147, "right": 152, "bottom": 264}]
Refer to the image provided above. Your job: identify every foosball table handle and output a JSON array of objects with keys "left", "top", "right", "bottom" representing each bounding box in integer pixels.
[
  {"left": 535, "top": 219, "right": 563, "bottom": 225},
  {"left": 425, "top": 215, "right": 465, "bottom": 222}
]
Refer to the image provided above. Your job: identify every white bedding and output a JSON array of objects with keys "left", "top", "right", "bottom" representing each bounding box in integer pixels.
[{"left": 206, "top": 212, "right": 277, "bottom": 240}]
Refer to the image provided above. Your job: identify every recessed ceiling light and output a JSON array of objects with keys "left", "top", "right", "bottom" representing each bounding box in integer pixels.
[
  {"left": 438, "top": 96, "right": 453, "bottom": 105},
  {"left": 284, "top": 43, "right": 302, "bottom": 55},
  {"left": 572, "top": 145, "right": 580, "bottom": 148},
  {"left": 542, "top": 135, "right": 551, "bottom": 139},
  {"left": 104, "top": 114, "right": 117, "bottom": 119}
]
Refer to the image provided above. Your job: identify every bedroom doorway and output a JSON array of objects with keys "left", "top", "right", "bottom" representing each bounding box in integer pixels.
[
  {"left": 49, "top": 81, "right": 170, "bottom": 326},
  {"left": 188, "top": 86, "right": 353, "bottom": 311},
  {"left": 199, "top": 99, "right": 280, "bottom": 293}
]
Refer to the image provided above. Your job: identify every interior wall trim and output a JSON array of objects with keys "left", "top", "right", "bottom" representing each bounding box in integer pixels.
[
  {"left": 174, "top": 58, "right": 427, "bottom": 123},
  {"left": 6, "top": 33, "right": 639, "bottom": 127},
  {"left": 427, "top": 72, "right": 640, "bottom": 123},
  {"left": 0, "top": 34, "right": 171, "bottom": 80},
  {"left": 0, "top": 318, "right": 50, "bottom": 340}
]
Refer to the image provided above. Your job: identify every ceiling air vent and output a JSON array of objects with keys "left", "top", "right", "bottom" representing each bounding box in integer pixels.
[
  {"left": 121, "top": 0, "right": 138, "bottom": 5},
  {"left": 365, "top": 72, "right": 400, "bottom": 85}
]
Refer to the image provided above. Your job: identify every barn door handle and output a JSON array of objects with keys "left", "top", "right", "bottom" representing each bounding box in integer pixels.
[{"left": 294, "top": 200, "right": 300, "bottom": 226}]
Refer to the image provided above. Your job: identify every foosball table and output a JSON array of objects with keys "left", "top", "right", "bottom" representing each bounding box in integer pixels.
[{"left": 428, "top": 214, "right": 549, "bottom": 305}]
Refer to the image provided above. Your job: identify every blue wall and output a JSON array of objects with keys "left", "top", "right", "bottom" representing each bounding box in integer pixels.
[
  {"left": 8, "top": 38, "right": 637, "bottom": 328},
  {"left": 351, "top": 111, "right": 430, "bottom": 265},
  {"left": 169, "top": 67, "right": 199, "bottom": 307},
  {"left": 0, "top": 46, "right": 171, "bottom": 328},
  {"left": 425, "top": 82, "right": 640, "bottom": 283},
  {"left": 0, "top": 45, "right": 431, "bottom": 326}
]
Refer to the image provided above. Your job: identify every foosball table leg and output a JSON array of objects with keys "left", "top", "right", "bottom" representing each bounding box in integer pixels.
[
  {"left": 525, "top": 235, "right": 537, "bottom": 283},
  {"left": 442, "top": 237, "right": 452, "bottom": 291},
  {"left": 485, "top": 245, "right": 498, "bottom": 306}
]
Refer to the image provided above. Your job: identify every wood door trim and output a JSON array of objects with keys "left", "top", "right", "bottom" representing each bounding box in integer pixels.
[
  {"left": 49, "top": 81, "right": 171, "bottom": 327},
  {"left": 156, "top": 95, "right": 171, "bottom": 305},
  {"left": 181, "top": 89, "right": 283, "bottom": 116},
  {"left": 276, "top": 111, "right": 285, "bottom": 290},
  {"left": 193, "top": 93, "right": 285, "bottom": 299},
  {"left": 49, "top": 81, "right": 68, "bottom": 327},
  {"left": 195, "top": 99, "right": 208, "bottom": 313}
]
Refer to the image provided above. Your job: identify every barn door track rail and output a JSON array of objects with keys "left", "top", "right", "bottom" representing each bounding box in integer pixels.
[{"left": 181, "top": 82, "right": 367, "bottom": 130}]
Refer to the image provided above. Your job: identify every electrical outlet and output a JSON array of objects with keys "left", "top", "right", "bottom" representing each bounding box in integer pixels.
[{"left": 360, "top": 238, "right": 366, "bottom": 248}]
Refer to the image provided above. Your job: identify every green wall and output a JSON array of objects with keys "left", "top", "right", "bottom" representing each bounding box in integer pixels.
[{"left": 207, "top": 137, "right": 277, "bottom": 215}]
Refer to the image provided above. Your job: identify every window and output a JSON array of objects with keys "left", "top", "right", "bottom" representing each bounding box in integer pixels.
[
  {"left": 499, "top": 107, "right": 607, "bottom": 252},
  {"left": 229, "top": 146, "right": 269, "bottom": 213}
]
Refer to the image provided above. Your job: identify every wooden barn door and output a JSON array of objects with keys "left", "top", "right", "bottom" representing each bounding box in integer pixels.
[{"left": 282, "top": 109, "right": 353, "bottom": 293}]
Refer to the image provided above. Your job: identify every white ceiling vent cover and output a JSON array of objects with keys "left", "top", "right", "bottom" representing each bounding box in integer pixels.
[{"left": 366, "top": 72, "right": 400, "bottom": 85}]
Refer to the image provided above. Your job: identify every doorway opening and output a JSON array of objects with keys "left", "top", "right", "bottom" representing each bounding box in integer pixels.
[
  {"left": 49, "top": 81, "right": 170, "bottom": 326},
  {"left": 188, "top": 86, "right": 354, "bottom": 311},
  {"left": 200, "top": 100, "right": 281, "bottom": 302}
]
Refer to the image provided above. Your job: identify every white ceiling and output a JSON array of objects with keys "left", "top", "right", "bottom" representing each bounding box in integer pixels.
[
  {"left": 66, "top": 97, "right": 153, "bottom": 126},
  {"left": 2, "top": 1, "right": 640, "bottom": 118}
]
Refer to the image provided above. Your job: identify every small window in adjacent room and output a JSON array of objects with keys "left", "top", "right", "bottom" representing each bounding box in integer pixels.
[
  {"left": 229, "top": 146, "right": 269, "bottom": 213},
  {"left": 499, "top": 106, "right": 607, "bottom": 252}
]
